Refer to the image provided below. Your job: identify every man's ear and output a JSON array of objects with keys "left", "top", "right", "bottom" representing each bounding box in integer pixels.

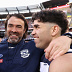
[{"left": 51, "top": 25, "right": 59, "bottom": 36}]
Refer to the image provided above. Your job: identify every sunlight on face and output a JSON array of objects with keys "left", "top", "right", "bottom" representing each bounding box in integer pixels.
[
  {"left": 7, "top": 16, "right": 25, "bottom": 44},
  {"left": 31, "top": 20, "right": 52, "bottom": 49}
]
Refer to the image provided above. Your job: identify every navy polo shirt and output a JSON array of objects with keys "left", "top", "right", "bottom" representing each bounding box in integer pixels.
[{"left": 0, "top": 39, "right": 43, "bottom": 72}]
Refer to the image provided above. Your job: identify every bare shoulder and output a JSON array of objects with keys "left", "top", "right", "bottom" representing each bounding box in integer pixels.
[{"left": 49, "top": 53, "right": 72, "bottom": 72}]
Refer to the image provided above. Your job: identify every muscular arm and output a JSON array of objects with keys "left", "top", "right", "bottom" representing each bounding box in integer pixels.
[
  {"left": 45, "top": 36, "right": 72, "bottom": 61},
  {"left": 49, "top": 53, "right": 72, "bottom": 72}
]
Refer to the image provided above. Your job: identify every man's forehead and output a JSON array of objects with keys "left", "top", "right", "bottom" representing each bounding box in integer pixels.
[{"left": 8, "top": 17, "right": 24, "bottom": 24}]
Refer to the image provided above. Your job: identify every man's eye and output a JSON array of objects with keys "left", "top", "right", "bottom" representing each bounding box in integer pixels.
[
  {"left": 36, "top": 26, "right": 40, "bottom": 28},
  {"left": 17, "top": 26, "right": 22, "bottom": 28},
  {"left": 35, "top": 26, "right": 39, "bottom": 28},
  {"left": 8, "top": 25, "right": 13, "bottom": 27}
]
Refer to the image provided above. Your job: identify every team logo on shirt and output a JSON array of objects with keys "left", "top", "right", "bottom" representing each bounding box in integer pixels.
[
  {"left": 20, "top": 49, "right": 30, "bottom": 58},
  {"left": 0, "top": 54, "right": 3, "bottom": 58}
]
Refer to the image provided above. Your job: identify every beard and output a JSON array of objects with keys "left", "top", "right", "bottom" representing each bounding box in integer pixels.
[
  {"left": 8, "top": 31, "right": 23, "bottom": 44},
  {"left": 8, "top": 37, "right": 20, "bottom": 44}
]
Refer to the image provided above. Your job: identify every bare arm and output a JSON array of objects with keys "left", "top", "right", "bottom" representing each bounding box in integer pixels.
[
  {"left": 45, "top": 36, "right": 72, "bottom": 61},
  {"left": 49, "top": 53, "right": 72, "bottom": 72}
]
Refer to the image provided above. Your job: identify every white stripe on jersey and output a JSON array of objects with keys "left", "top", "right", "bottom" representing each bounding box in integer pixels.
[
  {"left": 68, "top": 49, "right": 72, "bottom": 52},
  {"left": 40, "top": 62, "right": 49, "bottom": 72}
]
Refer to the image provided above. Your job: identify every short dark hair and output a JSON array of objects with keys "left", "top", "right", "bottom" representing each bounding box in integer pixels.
[
  {"left": 5, "top": 13, "right": 28, "bottom": 39},
  {"left": 32, "top": 10, "right": 68, "bottom": 35}
]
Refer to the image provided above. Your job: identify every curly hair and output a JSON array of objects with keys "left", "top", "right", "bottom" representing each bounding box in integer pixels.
[
  {"left": 5, "top": 13, "right": 28, "bottom": 39},
  {"left": 32, "top": 10, "right": 68, "bottom": 35}
]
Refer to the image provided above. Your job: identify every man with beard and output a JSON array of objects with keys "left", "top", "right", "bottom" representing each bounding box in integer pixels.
[
  {"left": 31, "top": 10, "right": 72, "bottom": 72},
  {"left": 0, "top": 14, "right": 44, "bottom": 72}
]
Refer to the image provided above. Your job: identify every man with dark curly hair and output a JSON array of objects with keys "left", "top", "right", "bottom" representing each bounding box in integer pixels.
[{"left": 31, "top": 10, "right": 72, "bottom": 72}]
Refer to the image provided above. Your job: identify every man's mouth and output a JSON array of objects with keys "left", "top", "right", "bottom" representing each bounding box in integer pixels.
[
  {"left": 34, "top": 38, "right": 37, "bottom": 40},
  {"left": 11, "top": 35, "right": 17, "bottom": 36},
  {"left": 9, "top": 32, "right": 19, "bottom": 36},
  {"left": 10, "top": 35, "right": 18, "bottom": 38}
]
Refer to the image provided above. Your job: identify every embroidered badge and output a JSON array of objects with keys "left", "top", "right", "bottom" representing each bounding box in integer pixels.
[
  {"left": 20, "top": 49, "right": 30, "bottom": 58},
  {"left": 0, "top": 54, "right": 3, "bottom": 58}
]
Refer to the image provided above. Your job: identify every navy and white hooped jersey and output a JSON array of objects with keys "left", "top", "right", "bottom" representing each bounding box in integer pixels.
[
  {"left": 0, "top": 39, "right": 43, "bottom": 72},
  {"left": 40, "top": 47, "right": 72, "bottom": 72},
  {"left": 40, "top": 53, "right": 51, "bottom": 72}
]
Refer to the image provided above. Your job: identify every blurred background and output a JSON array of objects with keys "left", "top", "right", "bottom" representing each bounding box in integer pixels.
[{"left": 0, "top": 0, "right": 72, "bottom": 41}]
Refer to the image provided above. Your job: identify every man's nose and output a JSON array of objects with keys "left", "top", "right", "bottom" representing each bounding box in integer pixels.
[
  {"left": 11, "top": 27, "right": 17, "bottom": 32},
  {"left": 31, "top": 29, "right": 36, "bottom": 36}
]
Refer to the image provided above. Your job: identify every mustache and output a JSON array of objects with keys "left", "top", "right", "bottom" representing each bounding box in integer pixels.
[{"left": 9, "top": 31, "right": 19, "bottom": 36}]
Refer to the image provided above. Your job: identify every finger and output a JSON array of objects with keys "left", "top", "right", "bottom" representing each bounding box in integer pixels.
[
  {"left": 48, "top": 55, "right": 54, "bottom": 61},
  {"left": 44, "top": 43, "right": 54, "bottom": 59},
  {"left": 44, "top": 48, "right": 51, "bottom": 59},
  {"left": 49, "top": 45, "right": 59, "bottom": 58},
  {"left": 44, "top": 49, "right": 46, "bottom": 52},
  {"left": 49, "top": 48, "right": 62, "bottom": 61},
  {"left": 45, "top": 52, "right": 50, "bottom": 59},
  {"left": 52, "top": 46, "right": 70, "bottom": 59},
  {"left": 53, "top": 50, "right": 65, "bottom": 59}
]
